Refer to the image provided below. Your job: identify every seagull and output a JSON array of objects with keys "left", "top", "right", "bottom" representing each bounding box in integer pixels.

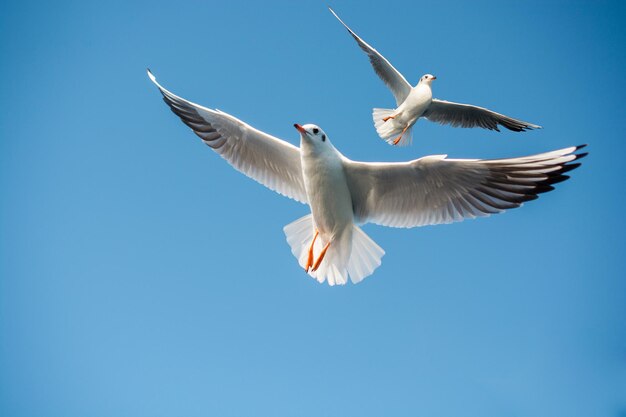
[
  {"left": 148, "top": 70, "right": 585, "bottom": 286},
  {"left": 329, "top": 8, "right": 542, "bottom": 146}
]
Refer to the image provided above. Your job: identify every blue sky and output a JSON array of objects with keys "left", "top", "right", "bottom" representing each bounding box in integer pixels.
[{"left": 1, "top": 0, "right": 625, "bottom": 416}]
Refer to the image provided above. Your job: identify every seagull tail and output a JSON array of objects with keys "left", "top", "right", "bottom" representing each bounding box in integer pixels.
[
  {"left": 372, "top": 108, "right": 413, "bottom": 146},
  {"left": 283, "top": 214, "right": 385, "bottom": 286},
  {"left": 346, "top": 225, "right": 385, "bottom": 284}
]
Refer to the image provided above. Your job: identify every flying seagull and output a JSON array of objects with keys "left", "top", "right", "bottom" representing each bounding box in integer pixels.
[
  {"left": 148, "top": 70, "right": 585, "bottom": 286},
  {"left": 329, "top": 8, "right": 541, "bottom": 146}
]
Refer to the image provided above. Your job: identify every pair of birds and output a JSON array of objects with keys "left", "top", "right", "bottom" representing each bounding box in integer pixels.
[{"left": 148, "top": 9, "right": 586, "bottom": 286}]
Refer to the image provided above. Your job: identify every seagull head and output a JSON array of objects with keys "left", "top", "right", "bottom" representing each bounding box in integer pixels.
[
  {"left": 419, "top": 74, "right": 437, "bottom": 86},
  {"left": 294, "top": 123, "right": 333, "bottom": 152}
]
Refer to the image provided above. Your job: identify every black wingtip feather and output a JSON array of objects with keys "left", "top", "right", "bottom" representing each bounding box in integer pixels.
[
  {"left": 546, "top": 175, "right": 570, "bottom": 185},
  {"left": 524, "top": 194, "right": 539, "bottom": 201},
  {"left": 480, "top": 144, "right": 586, "bottom": 212},
  {"left": 533, "top": 185, "right": 555, "bottom": 194},
  {"left": 560, "top": 163, "right": 581, "bottom": 174}
]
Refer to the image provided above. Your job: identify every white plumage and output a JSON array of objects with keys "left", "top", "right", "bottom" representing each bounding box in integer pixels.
[
  {"left": 148, "top": 70, "right": 586, "bottom": 286},
  {"left": 330, "top": 8, "right": 541, "bottom": 146}
]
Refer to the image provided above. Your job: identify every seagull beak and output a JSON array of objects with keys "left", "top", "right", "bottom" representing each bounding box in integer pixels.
[
  {"left": 294, "top": 124, "right": 307, "bottom": 134},
  {"left": 432, "top": 75, "right": 437, "bottom": 80}
]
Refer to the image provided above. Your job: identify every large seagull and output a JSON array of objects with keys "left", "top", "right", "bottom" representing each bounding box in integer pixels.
[
  {"left": 148, "top": 70, "right": 585, "bottom": 286},
  {"left": 329, "top": 8, "right": 541, "bottom": 146}
]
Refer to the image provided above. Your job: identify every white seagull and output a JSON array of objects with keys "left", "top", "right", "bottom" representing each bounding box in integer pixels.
[
  {"left": 148, "top": 70, "right": 585, "bottom": 286},
  {"left": 329, "top": 8, "right": 541, "bottom": 146}
]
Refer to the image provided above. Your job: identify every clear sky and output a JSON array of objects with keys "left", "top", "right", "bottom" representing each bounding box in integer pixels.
[{"left": 1, "top": 0, "right": 625, "bottom": 416}]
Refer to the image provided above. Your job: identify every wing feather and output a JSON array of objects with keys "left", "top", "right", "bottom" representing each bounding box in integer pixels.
[
  {"left": 329, "top": 8, "right": 412, "bottom": 105},
  {"left": 148, "top": 70, "right": 308, "bottom": 204},
  {"left": 343, "top": 146, "right": 586, "bottom": 228},
  {"left": 425, "top": 99, "right": 542, "bottom": 132}
]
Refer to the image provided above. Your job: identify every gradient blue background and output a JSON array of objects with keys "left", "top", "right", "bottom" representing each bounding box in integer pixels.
[{"left": 1, "top": 0, "right": 625, "bottom": 416}]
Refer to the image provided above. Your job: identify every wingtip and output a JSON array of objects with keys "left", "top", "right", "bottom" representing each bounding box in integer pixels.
[
  {"left": 560, "top": 163, "right": 581, "bottom": 174},
  {"left": 519, "top": 124, "right": 541, "bottom": 131},
  {"left": 328, "top": 6, "right": 348, "bottom": 27},
  {"left": 147, "top": 68, "right": 156, "bottom": 83},
  {"left": 572, "top": 144, "right": 588, "bottom": 161}
]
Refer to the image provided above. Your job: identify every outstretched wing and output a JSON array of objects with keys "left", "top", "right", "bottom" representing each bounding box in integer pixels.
[
  {"left": 424, "top": 99, "right": 542, "bottom": 132},
  {"left": 148, "top": 70, "right": 308, "bottom": 204},
  {"left": 343, "top": 146, "right": 586, "bottom": 228},
  {"left": 329, "top": 8, "right": 412, "bottom": 106}
]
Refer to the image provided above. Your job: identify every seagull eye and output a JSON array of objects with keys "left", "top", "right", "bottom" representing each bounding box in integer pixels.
[
  {"left": 312, "top": 128, "right": 319, "bottom": 134},
  {"left": 321, "top": 134, "right": 326, "bottom": 142}
]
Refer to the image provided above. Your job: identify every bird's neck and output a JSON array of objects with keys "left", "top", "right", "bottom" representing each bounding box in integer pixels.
[
  {"left": 300, "top": 141, "right": 342, "bottom": 167},
  {"left": 416, "top": 82, "right": 432, "bottom": 91},
  {"left": 408, "top": 83, "right": 433, "bottom": 103}
]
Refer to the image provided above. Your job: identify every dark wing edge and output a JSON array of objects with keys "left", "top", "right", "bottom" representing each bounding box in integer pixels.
[
  {"left": 345, "top": 145, "right": 587, "bottom": 228},
  {"left": 147, "top": 69, "right": 308, "bottom": 204},
  {"left": 148, "top": 69, "right": 228, "bottom": 150},
  {"left": 464, "top": 144, "right": 588, "bottom": 208}
]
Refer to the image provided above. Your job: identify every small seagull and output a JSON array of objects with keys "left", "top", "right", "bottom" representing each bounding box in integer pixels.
[
  {"left": 148, "top": 70, "right": 585, "bottom": 286},
  {"left": 329, "top": 8, "right": 542, "bottom": 146}
]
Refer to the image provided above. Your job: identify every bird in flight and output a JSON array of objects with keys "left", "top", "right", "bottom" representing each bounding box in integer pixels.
[
  {"left": 148, "top": 70, "right": 585, "bottom": 286},
  {"left": 329, "top": 8, "right": 541, "bottom": 146}
]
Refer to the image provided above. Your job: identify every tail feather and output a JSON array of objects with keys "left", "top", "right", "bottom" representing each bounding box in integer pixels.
[
  {"left": 373, "top": 108, "right": 398, "bottom": 139},
  {"left": 347, "top": 226, "right": 385, "bottom": 283},
  {"left": 283, "top": 214, "right": 385, "bottom": 286},
  {"left": 372, "top": 108, "right": 413, "bottom": 146},
  {"left": 283, "top": 213, "right": 314, "bottom": 268}
]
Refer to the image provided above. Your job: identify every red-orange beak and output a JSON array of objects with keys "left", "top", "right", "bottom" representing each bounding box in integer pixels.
[{"left": 294, "top": 123, "right": 306, "bottom": 134}]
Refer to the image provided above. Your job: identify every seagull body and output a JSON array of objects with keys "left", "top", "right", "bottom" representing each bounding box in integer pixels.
[
  {"left": 148, "top": 70, "right": 585, "bottom": 286},
  {"left": 375, "top": 77, "right": 433, "bottom": 145},
  {"left": 330, "top": 8, "right": 541, "bottom": 146},
  {"left": 298, "top": 123, "right": 355, "bottom": 279}
]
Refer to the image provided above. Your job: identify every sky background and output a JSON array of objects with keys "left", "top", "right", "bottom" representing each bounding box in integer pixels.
[{"left": 1, "top": 0, "right": 625, "bottom": 416}]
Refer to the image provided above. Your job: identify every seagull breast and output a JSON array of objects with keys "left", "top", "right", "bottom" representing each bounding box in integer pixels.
[
  {"left": 301, "top": 145, "right": 353, "bottom": 238},
  {"left": 399, "top": 85, "right": 433, "bottom": 122}
]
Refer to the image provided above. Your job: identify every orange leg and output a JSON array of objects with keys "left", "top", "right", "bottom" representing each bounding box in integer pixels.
[
  {"left": 305, "top": 230, "right": 319, "bottom": 272},
  {"left": 392, "top": 124, "right": 410, "bottom": 146},
  {"left": 382, "top": 114, "right": 397, "bottom": 122},
  {"left": 312, "top": 241, "right": 331, "bottom": 272}
]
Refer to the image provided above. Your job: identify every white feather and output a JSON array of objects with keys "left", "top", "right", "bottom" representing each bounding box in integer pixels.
[{"left": 149, "top": 70, "right": 585, "bottom": 286}]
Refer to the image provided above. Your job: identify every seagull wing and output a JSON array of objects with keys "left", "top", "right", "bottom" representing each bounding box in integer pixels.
[
  {"left": 329, "top": 8, "right": 412, "bottom": 106},
  {"left": 343, "top": 146, "right": 586, "bottom": 228},
  {"left": 424, "top": 99, "right": 542, "bottom": 132},
  {"left": 148, "top": 70, "right": 308, "bottom": 204}
]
